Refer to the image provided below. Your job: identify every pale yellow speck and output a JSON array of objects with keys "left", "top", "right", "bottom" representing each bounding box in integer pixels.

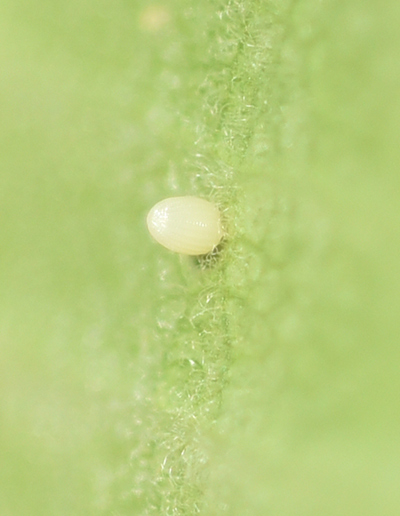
[{"left": 139, "top": 5, "right": 171, "bottom": 32}]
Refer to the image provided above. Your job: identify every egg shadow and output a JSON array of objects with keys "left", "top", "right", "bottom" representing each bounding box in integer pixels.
[{"left": 191, "top": 239, "right": 226, "bottom": 270}]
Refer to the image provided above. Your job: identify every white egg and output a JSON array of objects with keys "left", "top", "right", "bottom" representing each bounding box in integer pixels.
[{"left": 147, "top": 196, "right": 223, "bottom": 255}]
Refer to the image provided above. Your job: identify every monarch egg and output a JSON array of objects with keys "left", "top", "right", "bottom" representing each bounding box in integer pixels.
[{"left": 146, "top": 196, "right": 223, "bottom": 255}]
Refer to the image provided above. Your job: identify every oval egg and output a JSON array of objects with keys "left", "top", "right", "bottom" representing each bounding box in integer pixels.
[{"left": 146, "top": 196, "right": 223, "bottom": 255}]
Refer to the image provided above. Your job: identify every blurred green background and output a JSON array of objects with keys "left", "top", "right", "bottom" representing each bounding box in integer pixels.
[{"left": 1, "top": 0, "right": 400, "bottom": 514}]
